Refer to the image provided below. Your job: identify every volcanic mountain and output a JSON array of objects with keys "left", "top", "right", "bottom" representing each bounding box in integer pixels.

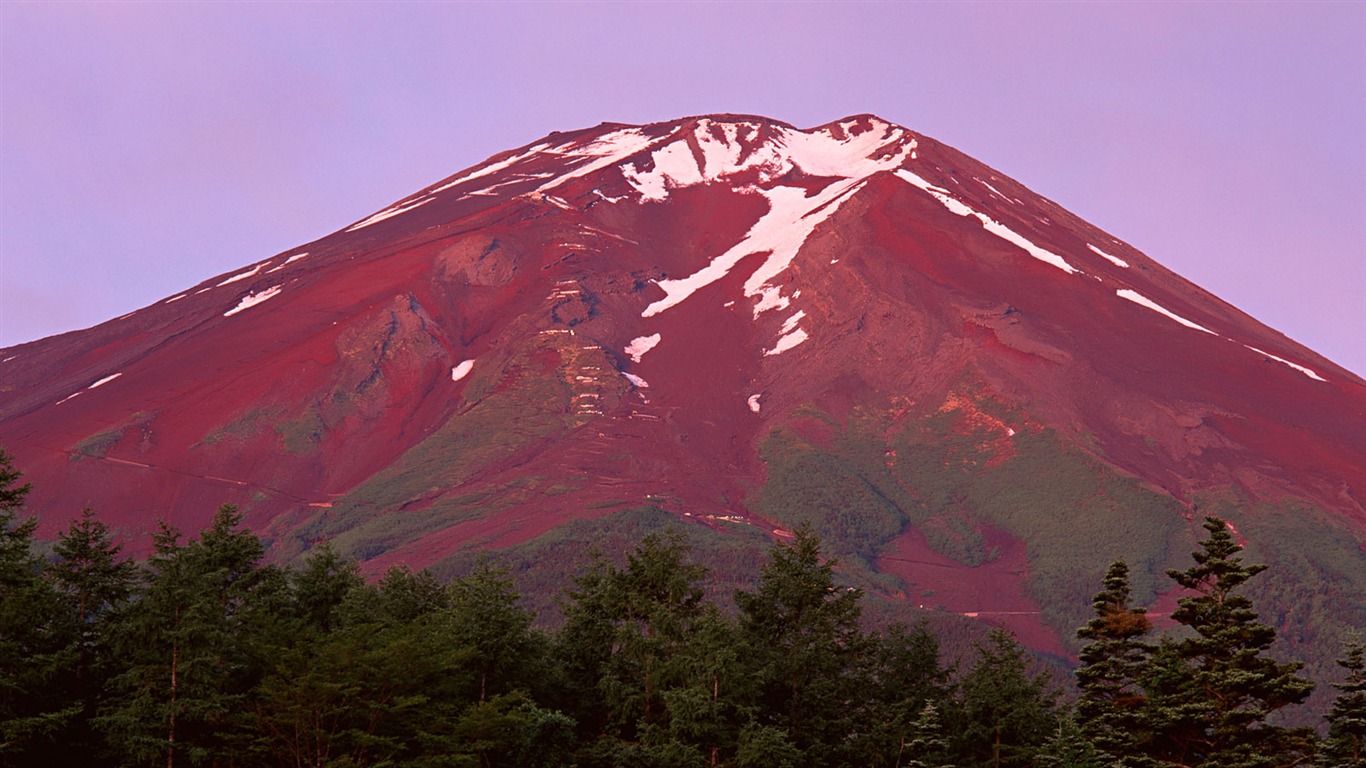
[{"left": 2, "top": 114, "right": 1363, "bottom": 675}]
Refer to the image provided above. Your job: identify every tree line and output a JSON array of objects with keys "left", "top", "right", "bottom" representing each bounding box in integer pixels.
[{"left": 0, "top": 449, "right": 1362, "bottom": 767}]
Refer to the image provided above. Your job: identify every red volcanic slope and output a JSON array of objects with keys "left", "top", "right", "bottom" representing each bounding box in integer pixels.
[{"left": 2, "top": 115, "right": 1364, "bottom": 628}]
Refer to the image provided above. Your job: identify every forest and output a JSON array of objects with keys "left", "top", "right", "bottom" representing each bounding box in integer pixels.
[{"left": 1, "top": 448, "right": 1363, "bottom": 768}]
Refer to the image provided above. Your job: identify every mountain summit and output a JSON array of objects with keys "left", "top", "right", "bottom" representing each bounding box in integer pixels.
[{"left": 2, "top": 114, "right": 1363, "bottom": 667}]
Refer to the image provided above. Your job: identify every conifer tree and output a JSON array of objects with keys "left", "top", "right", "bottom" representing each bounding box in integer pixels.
[
  {"left": 954, "top": 629, "right": 1059, "bottom": 768},
  {"left": 1322, "top": 633, "right": 1366, "bottom": 767},
  {"left": 1074, "top": 560, "right": 1154, "bottom": 765},
  {"left": 46, "top": 507, "right": 136, "bottom": 761},
  {"left": 0, "top": 449, "right": 81, "bottom": 765},
  {"left": 98, "top": 506, "right": 281, "bottom": 766},
  {"left": 734, "top": 525, "right": 865, "bottom": 767},
  {"left": 1146, "top": 516, "right": 1314, "bottom": 767}
]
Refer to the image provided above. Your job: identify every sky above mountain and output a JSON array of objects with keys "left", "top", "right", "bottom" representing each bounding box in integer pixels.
[{"left": 2, "top": 2, "right": 1363, "bottom": 376}]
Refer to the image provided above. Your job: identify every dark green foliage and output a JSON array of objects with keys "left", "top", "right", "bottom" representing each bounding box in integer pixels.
[
  {"left": 97, "top": 505, "right": 285, "bottom": 766},
  {"left": 1032, "top": 714, "right": 1103, "bottom": 768},
  {"left": 0, "top": 450, "right": 81, "bottom": 765},
  {"left": 1073, "top": 560, "right": 1154, "bottom": 765},
  {"left": 735, "top": 526, "right": 866, "bottom": 763},
  {"left": 3, "top": 443, "right": 1357, "bottom": 766},
  {"left": 1322, "top": 634, "right": 1366, "bottom": 767},
  {"left": 1145, "top": 517, "right": 1315, "bottom": 767},
  {"left": 954, "top": 629, "right": 1061, "bottom": 768}
]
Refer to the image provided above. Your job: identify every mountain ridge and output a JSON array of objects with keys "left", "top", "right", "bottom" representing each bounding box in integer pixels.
[{"left": 1, "top": 114, "right": 1362, "bottom": 680}]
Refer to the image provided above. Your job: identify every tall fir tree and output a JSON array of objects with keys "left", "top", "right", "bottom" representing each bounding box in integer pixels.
[
  {"left": 1321, "top": 633, "right": 1366, "bottom": 767},
  {"left": 1145, "top": 516, "right": 1314, "bottom": 768},
  {"left": 1073, "top": 560, "right": 1155, "bottom": 766},
  {"left": 734, "top": 525, "right": 866, "bottom": 768},
  {"left": 0, "top": 448, "right": 81, "bottom": 766},
  {"left": 954, "top": 629, "right": 1060, "bottom": 768},
  {"left": 46, "top": 507, "right": 137, "bottom": 763},
  {"left": 97, "top": 505, "right": 281, "bottom": 766}
]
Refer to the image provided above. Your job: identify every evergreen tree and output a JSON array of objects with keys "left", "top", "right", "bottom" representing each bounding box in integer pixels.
[
  {"left": 46, "top": 507, "right": 137, "bottom": 762},
  {"left": 1146, "top": 516, "right": 1315, "bottom": 767},
  {"left": 902, "top": 701, "right": 955, "bottom": 768},
  {"left": 954, "top": 629, "right": 1059, "bottom": 768},
  {"left": 287, "top": 541, "right": 362, "bottom": 633},
  {"left": 0, "top": 448, "right": 81, "bottom": 765},
  {"left": 1032, "top": 714, "right": 1102, "bottom": 768},
  {"left": 1322, "top": 633, "right": 1366, "bottom": 767},
  {"left": 445, "top": 558, "right": 543, "bottom": 704},
  {"left": 864, "top": 622, "right": 955, "bottom": 768},
  {"left": 734, "top": 525, "right": 865, "bottom": 767},
  {"left": 98, "top": 506, "right": 282, "bottom": 766},
  {"left": 1074, "top": 560, "right": 1154, "bottom": 765}
]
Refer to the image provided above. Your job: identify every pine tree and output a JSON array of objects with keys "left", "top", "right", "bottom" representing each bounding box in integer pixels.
[
  {"left": 1073, "top": 560, "right": 1154, "bottom": 765},
  {"left": 903, "top": 701, "right": 955, "bottom": 768},
  {"left": 46, "top": 507, "right": 136, "bottom": 762},
  {"left": 1146, "top": 516, "right": 1315, "bottom": 767},
  {"left": 0, "top": 448, "right": 81, "bottom": 765},
  {"left": 954, "top": 629, "right": 1060, "bottom": 768},
  {"left": 734, "top": 525, "right": 865, "bottom": 767},
  {"left": 98, "top": 506, "right": 282, "bottom": 766},
  {"left": 1322, "top": 633, "right": 1366, "bottom": 767},
  {"left": 1032, "top": 714, "right": 1102, "bottom": 768}
]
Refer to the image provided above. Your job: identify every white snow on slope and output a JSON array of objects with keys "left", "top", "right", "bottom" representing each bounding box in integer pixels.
[
  {"left": 164, "top": 293, "right": 186, "bottom": 304},
  {"left": 748, "top": 394, "right": 762, "bottom": 413},
  {"left": 266, "top": 252, "right": 309, "bottom": 274},
  {"left": 642, "top": 178, "right": 867, "bottom": 318},
  {"left": 764, "top": 327, "right": 809, "bottom": 356},
  {"left": 1115, "top": 289, "right": 1216, "bottom": 335},
  {"left": 622, "top": 118, "right": 912, "bottom": 204},
  {"left": 224, "top": 285, "right": 284, "bottom": 317},
  {"left": 536, "top": 128, "right": 659, "bottom": 194},
  {"left": 88, "top": 373, "right": 122, "bottom": 389},
  {"left": 346, "top": 196, "right": 435, "bottom": 232},
  {"left": 625, "top": 333, "right": 662, "bottom": 363},
  {"left": 218, "top": 263, "right": 268, "bottom": 287},
  {"left": 431, "top": 142, "right": 552, "bottom": 195},
  {"left": 56, "top": 372, "right": 124, "bottom": 406},
  {"left": 896, "top": 169, "right": 1079, "bottom": 275},
  {"left": 451, "top": 360, "right": 475, "bottom": 382},
  {"left": 1087, "top": 243, "right": 1130, "bottom": 268},
  {"left": 1244, "top": 346, "right": 1326, "bottom": 382},
  {"left": 622, "top": 372, "right": 650, "bottom": 388}
]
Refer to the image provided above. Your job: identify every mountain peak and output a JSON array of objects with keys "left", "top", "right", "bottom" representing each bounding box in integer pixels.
[{"left": 1, "top": 113, "right": 1362, "bottom": 683}]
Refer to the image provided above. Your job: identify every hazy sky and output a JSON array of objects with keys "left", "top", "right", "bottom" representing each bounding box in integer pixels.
[{"left": 3, "top": 2, "right": 1363, "bottom": 376}]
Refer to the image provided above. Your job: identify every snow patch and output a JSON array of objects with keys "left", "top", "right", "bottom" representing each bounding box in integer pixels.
[
  {"left": 87, "top": 373, "right": 122, "bottom": 390},
  {"left": 764, "top": 328, "right": 809, "bottom": 356},
  {"left": 747, "top": 394, "right": 762, "bottom": 413},
  {"left": 624, "top": 333, "right": 661, "bottom": 363},
  {"left": 1244, "top": 346, "right": 1326, "bottom": 382},
  {"left": 431, "top": 142, "right": 552, "bottom": 195},
  {"left": 346, "top": 196, "right": 435, "bottom": 232},
  {"left": 979, "top": 179, "right": 1011, "bottom": 201},
  {"left": 224, "top": 285, "right": 284, "bottom": 317},
  {"left": 643, "top": 178, "right": 868, "bottom": 318},
  {"left": 622, "top": 372, "right": 650, "bottom": 388},
  {"left": 1115, "top": 289, "right": 1216, "bottom": 335},
  {"left": 1087, "top": 243, "right": 1129, "bottom": 268},
  {"left": 895, "top": 169, "right": 1079, "bottom": 275},
  {"left": 622, "top": 118, "right": 913, "bottom": 205},
  {"left": 537, "top": 128, "right": 658, "bottom": 194},
  {"left": 451, "top": 360, "right": 475, "bottom": 382},
  {"left": 164, "top": 293, "right": 186, "bottom": 304},
  {"left": 266, "top": 252, "right": 309, "bottom": 274},
  {"left": 217, "top": 263, "right": 267, "bottom": 287},
  {"left": 781, "top": 310, "right": 806, "bottom": 334}
]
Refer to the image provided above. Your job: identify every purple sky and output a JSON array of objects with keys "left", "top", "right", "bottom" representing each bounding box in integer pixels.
[{"left": 3, "top": 2, "right": 1363, "bottom": 376}]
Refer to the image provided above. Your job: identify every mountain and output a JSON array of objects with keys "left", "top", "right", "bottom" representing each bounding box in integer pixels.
[{"left": 2, "top": 114, "right": 1363, "bottom": 678}]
